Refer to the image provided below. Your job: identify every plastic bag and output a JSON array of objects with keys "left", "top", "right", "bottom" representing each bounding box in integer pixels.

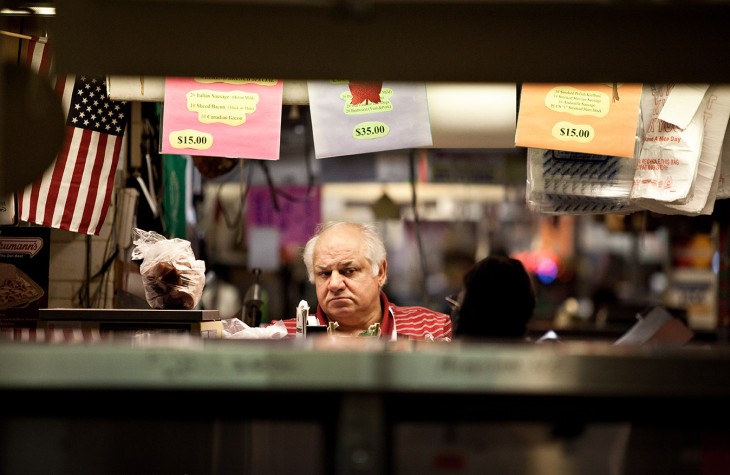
[
  {"left": 525, "top": 148, "right": 640, "bottom": 215},
  {"left": 131, "top": 228, "right": 206, "bottom": 310}
]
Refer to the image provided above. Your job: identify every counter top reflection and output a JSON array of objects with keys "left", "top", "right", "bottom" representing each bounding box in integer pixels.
[{"left": 1, "top": 335, "right": 729, "bottom": 399}]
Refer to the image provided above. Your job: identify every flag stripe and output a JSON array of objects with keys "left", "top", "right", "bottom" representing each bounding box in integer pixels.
[
  {"left": 74, "top": 132, "right": 106, "bottom": 234},
  {"left": 59, "top": 128, "right": 91, "bottom": 230},
  {"left": 73, "top": 136, "right": 101, "bottom": 233},
  {"left": 88, "top": 136, "right": 123, "bottom": 235},
  {"left": 43, "top": 127, "right": 74, "bottom": 227},
  {"left": 24, "top": 34, "right": 50, "bottom": 75}
]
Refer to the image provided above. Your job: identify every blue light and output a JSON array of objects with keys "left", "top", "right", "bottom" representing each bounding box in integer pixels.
[{"left": 535, "top": 257, "right": 558, "bottom": 284}]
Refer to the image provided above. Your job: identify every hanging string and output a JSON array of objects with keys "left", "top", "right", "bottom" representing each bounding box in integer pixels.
[{"left": 410, "top": 148, "right": 430, "bottom": 306}]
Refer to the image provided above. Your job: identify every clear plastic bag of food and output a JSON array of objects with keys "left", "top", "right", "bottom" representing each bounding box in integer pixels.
[{"left": 131, "top": 228, "right": 206, "bottom": 310}]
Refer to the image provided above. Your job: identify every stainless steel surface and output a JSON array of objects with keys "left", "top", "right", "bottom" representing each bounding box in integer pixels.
[
  {"left": 2, "top": 338, "right": 729, "bottom": 474},
  {"left": 1, "top": 338, "right": 729, "bottom": 397}
]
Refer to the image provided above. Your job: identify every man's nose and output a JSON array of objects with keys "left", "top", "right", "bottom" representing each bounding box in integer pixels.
[{"left": 328, "top": 271, "right": 346, "bottom": 289}]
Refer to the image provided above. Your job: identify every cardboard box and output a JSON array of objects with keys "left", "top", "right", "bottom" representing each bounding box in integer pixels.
[{"left": 0, "top": 226, "right": 50, "bottom": 325}]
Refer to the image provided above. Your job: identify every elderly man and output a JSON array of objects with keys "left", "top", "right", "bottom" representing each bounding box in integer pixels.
[{"left": 274, "top": 221, "right": 452, "bottom": 340}]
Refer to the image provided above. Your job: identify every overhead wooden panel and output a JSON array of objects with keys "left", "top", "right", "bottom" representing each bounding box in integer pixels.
[{"left": 52, "top": 1, "right": 730, "bottom": 83}]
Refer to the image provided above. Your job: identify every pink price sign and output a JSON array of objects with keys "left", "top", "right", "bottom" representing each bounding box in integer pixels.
[{"left": 161, "top": 77, "right": 283, "bottom": 160}]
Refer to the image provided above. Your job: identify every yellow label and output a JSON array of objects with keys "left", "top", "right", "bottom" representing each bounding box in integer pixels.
[
  {"left": 169, "top": 129, "right": 214, "bottom": 150},
  {"left": 544, "top": 85, "right": 610, "bottom": 118},
  {"left": 186, "top": 89, "right": 259, "bottom": 126},
  {"left": 353, "top": 121, "right": 390, "bottom": 140},
  {"left": 551, "top": 121, "right": 595, "bottom": 143}
]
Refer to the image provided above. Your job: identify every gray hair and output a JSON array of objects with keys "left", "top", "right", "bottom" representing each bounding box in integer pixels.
[{"left": 302, "top": 221, "right": 387, "bottom": 285}]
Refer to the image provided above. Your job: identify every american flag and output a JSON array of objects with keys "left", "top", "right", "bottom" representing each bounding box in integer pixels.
[{"left": 18, "top": 36, "right": 130, "bottom": 235}]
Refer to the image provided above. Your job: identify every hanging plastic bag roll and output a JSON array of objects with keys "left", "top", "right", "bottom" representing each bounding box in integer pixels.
[
  {"left": 644, "top": 85, "right": 730, "bottom": 215},
  {"left": 630, "top": 84, "right": 706, "bottom": 206}
]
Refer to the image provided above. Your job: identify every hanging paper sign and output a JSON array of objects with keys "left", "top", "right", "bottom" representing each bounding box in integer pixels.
[
  {"left": 515, "top": 83, "right": 643, "bottom": 158},
  {"left": 161, "top": 77, "right": 283, "bottom": 160},
  {"left": 246, "top": 185, "right": 321, "bottom": 248},
  {"left": 308, "top": 80, "right": 432, "bottom": 158}
]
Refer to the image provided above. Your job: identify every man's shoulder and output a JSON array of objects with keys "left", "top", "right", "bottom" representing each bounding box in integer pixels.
[
  {"left": 390, "top": 304, "right": 450, "bottom": 322},
  {"left": 390, "top": 304, "right": 452, "bottom": 339}
]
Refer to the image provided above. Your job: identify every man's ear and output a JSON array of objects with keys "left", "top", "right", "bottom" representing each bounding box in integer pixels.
[{"left": 378, "top": 260, "right": 388, "bottom": 287}]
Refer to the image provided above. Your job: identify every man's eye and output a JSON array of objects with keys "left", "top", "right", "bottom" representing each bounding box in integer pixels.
[
  {"left": 318, "top": 271, "right": 331, "bottom": 278},
  {"left": 342, "top": 268, "right": 356, "bottom": 276}
]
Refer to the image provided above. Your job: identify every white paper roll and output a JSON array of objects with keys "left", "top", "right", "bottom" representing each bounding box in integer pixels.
[{"left": 426, "top": 83, "right": 517, "bottom": 148}]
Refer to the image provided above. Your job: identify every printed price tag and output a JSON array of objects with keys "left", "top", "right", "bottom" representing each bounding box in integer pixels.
[
  {"left": 161, "top": 77, "right": 283, "bottom": 160},
  {"left": 308, "top": 80, "right": 432, "bottom": 158},
  {"left": 516, "top": 83, "right": 643, "bottom": 158}
]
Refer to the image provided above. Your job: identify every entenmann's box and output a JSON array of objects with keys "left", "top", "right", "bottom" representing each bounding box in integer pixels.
[{"left": 0, "top": 226, "right": 50, "bottom": 326}]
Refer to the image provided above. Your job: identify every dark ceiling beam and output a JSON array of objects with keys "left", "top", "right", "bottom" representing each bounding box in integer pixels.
[{"left": 53, "top": 1, "right": 730, "bottom": 83}]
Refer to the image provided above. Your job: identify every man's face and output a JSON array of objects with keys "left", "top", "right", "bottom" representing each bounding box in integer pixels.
[{"left": 312, "top": 225, "right": 385, "bottom": 330}]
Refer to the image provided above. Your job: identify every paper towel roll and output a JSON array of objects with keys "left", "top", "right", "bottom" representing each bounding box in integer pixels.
[{"left": 426, "top": 83, "right": 517, "bottom": 148}]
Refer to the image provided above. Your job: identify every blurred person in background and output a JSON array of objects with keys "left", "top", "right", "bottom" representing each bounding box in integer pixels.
[{"left": 451, "top": 254, "right": 536, "bottom": 340}]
